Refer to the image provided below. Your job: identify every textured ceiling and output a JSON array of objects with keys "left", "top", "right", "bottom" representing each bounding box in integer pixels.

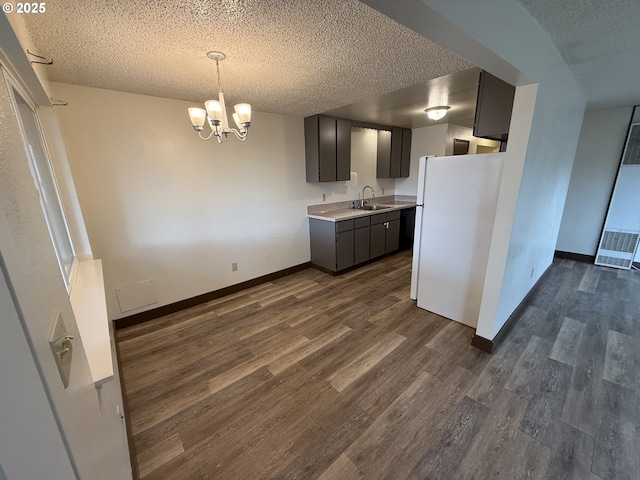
[
  {"left": 519, "top": 0, "right": 640, "bottom": 108},
  {"left": 21, "top": 0, "right": 473, "bottom": 118},
  {"left": 17, "top": 0, "right": 640, "bottom": 126}
]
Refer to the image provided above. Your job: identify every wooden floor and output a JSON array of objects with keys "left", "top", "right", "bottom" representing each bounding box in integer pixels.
[{"left": 117, "top": 251, "right": 640, "bottom": 480}]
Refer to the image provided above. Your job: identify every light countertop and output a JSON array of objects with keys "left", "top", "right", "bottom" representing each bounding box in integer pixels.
[{"left": 307, "top": 201, "right": 416, "bottom": 222}]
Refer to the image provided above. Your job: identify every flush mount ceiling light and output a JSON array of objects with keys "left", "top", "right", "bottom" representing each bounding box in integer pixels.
[
  {"left": 187, "top": 51, "right": 252, "bottom": 143},
  {"left": 425, "top": 105, "right": 450, "bottom": 121}
]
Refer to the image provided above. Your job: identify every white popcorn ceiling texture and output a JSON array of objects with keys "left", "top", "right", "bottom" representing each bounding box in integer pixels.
[
  {"left": 519, "top": 0, "right": 640, "bottom": 66},
  {"left": 22, "top": 0, "right": 473, "bottom": 117},
  {"left": 519, "top": 0, "right": 640, "bottom": 108}
]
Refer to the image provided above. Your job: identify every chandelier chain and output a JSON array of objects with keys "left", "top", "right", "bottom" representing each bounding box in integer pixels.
[{"left": 215, "top": 58, "right": 222, "bottom": 91}]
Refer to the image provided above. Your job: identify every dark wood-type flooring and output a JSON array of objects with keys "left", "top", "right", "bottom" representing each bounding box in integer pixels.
[{"left": 117, "top": 251, "right": 640, "bottom": 479}]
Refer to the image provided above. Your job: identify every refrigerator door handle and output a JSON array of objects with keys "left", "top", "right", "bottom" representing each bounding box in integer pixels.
[{"left": 411, "top": 156, "right": 435, "bottom": 301}]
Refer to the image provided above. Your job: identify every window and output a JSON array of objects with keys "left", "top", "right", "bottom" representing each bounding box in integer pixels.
[{"left": 5, "top": 72, "right": 77, "bottom": 289}]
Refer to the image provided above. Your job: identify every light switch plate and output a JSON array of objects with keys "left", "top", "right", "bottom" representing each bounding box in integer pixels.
[{"left": 49, "top": 311, "right": 72, "bottom": 388}]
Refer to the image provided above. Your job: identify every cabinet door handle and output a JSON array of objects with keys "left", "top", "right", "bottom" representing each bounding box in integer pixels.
[{"left": 385, "top": 222, "right": 389, "bottom": 229}]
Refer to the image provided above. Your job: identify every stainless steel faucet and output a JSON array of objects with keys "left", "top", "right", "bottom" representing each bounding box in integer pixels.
[{"left": 362, "top": 185, "right": 375, "bottom": 207}]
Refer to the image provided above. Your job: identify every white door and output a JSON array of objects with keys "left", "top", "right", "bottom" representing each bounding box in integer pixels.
[{"left": 0, "top": 256, "right": 77, "bottom": 479}]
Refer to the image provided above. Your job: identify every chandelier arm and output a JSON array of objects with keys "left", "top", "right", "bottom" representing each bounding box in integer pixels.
[
  {"left": 198, "top": 130, "right": 216, "bottom": 141},
  {"left": 227, "top": 128, "right": 248, "bottom": 141}
]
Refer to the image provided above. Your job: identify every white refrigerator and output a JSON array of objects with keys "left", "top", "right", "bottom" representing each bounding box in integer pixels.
[{"left": 410, "top": 153, "right": 504, "bottom": 328}]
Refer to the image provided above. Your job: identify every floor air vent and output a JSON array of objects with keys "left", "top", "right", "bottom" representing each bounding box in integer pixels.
[{"left": 595, "top": 230, "right": 640, "bottom": 269}]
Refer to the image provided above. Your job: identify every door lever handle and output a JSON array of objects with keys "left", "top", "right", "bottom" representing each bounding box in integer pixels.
[{"left": 54, "top": 333, "right": 74, "bottom": 347}]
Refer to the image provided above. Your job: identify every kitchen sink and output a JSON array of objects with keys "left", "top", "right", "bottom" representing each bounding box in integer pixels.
[{"left": 357, "top": 205, "right": 391, "bottom": 211}]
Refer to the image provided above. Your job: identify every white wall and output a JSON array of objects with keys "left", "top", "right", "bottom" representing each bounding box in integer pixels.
[
  {"left": 556, "top": 107, "right": 634, "bottom": 255},
  {"left": 50, "top": 83, "right": 388, "bottom": 319},
  {"left": 1, "top": 19, "right": 132, "bottom": 479},
  {"left": 395, "top": 123, "right": 447, "bottom": 195},
  {"left": 484, "top": 81, "right": 584, "bottom": 338},
  {"left": 351, "top": 127, "right": 396, "bottom": 198},
  {"left": 363, "top": 0, "right": 586, "bottom": 340}
]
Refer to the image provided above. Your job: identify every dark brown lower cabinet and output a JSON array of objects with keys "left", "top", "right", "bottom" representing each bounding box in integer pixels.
[
  {"left": 370, "top": 217, "right": 387, "bottom": 259},
  {"left": 354, "top": 217, "right": 370, "bottom": 265},
  {"left": 386, "top": 217, "right": 400, "bottom": 252},
  {"left": 309, "top": 210, "right": 402, "bottom": 273},
  {"left": 336, "top": 229, "right": 354, "bottom": 271},
  {"left": 370, "top": 211, "right": 400, "bottom": 259}
]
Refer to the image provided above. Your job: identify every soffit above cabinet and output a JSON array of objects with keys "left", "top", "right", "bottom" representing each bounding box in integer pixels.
[{"left": 324, "top": 68, "right": 481, "bottom": 129}]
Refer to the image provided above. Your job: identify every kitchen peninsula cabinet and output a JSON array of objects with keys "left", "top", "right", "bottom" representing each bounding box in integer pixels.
[
  {"left": 309, "top": 210, "right": 401, "bottom": 273},
  {"left": 305, "top": 115, "right": 351, "bottom": 182},
  {"left": 309, "top": 219, "right": 354, "bottom": 272},
  {"left": 377, "top": 128, "right": 411, "bottom": 178}
]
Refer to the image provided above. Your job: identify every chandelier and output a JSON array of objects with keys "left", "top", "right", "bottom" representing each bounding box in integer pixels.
[{"left": 187, "top": 51, "right": 252, "bottom": 142}]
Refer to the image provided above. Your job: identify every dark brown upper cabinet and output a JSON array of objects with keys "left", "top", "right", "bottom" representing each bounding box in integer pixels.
[
  {"left": 305, "top": 115, "right": 351, "bottom": 182},
  {"left": 377, "top": 127, "right": 412, "bottom": 178},
  {"left": 473, "top": 70, "right": 515, "bottom": 142}
]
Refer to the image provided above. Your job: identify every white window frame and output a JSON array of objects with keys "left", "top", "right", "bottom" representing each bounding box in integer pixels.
[{"left": 2, "top": 66, "right": 78, "bottom": 292}]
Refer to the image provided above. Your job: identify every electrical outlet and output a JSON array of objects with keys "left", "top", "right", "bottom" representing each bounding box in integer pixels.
[
  {"left": 322, "top": 193, "right": 326, "bottom": 201},
  {"left": 232, "top": 262, "right": 238, "bottom": 272},
  {"left": 381, "top": 188, "right": 385, "bottom": 194}
]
